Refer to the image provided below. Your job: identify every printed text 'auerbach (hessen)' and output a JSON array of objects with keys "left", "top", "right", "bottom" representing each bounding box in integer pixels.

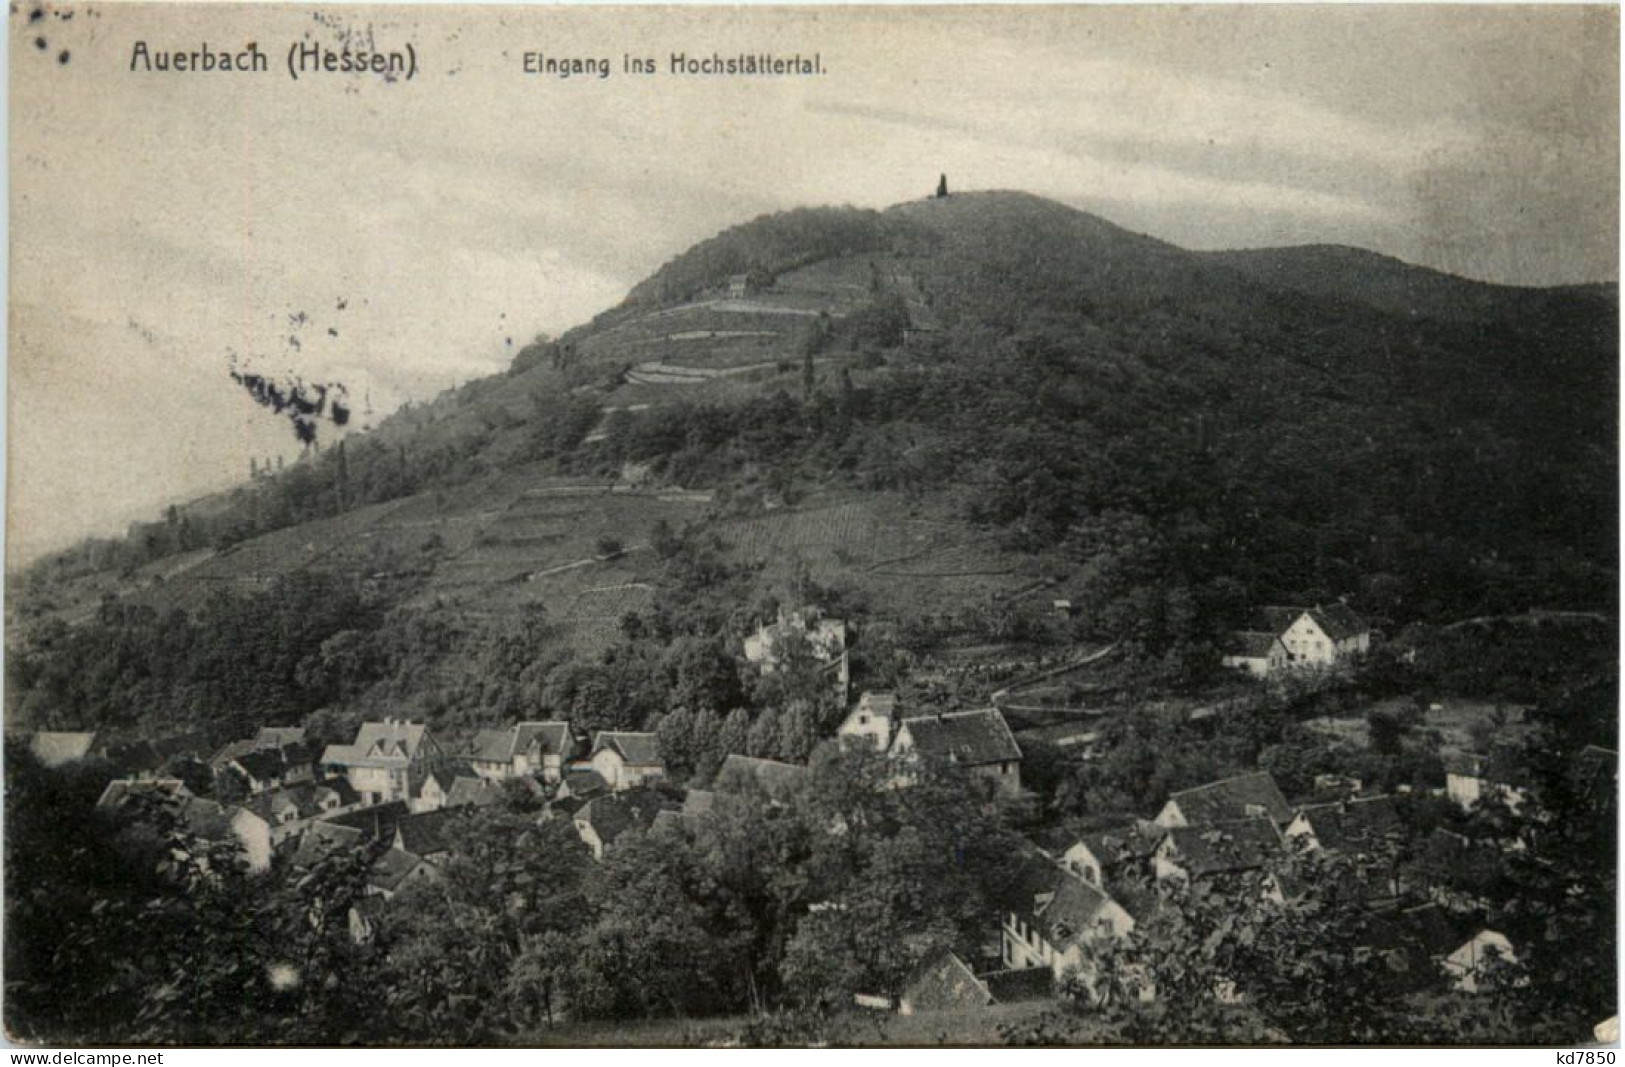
[{"left": 128, "top": 41, "right": 419, "bottom": 80}]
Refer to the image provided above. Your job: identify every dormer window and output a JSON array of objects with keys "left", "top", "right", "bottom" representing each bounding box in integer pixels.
[{"left": 1244, "top": 803, "right": 1266, "bottom": 817}]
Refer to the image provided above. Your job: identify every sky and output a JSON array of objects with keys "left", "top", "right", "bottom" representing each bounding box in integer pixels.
[{"left": 8, "top": 3, "right": 1619, "bottom": 565}]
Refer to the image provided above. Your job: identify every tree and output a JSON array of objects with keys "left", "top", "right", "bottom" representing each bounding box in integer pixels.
[
  {"left": 1367, "top": 708, "right": 1407, "bottom": 756},
  {"left": 375, "top": 810, "right": 592, "bottom": 1042}
]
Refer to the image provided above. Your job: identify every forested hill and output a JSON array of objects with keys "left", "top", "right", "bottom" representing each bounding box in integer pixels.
[
  {"left": 1203, "top": 243, "right": 1617, "bottom": 325},
  {"left": 8, "top": 189, "right": 1616, "bottom": 743}
]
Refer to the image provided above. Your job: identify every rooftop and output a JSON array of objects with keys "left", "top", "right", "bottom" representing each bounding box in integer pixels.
[
  {"left": 898, "top": 708, "right": 1022, "bottom": 767},
  {"left": 1165, "top": 771, "right": 1293, "bottom": 826},
  {"left": 590, "top": 731, "right": 662, "bottom": 767}
]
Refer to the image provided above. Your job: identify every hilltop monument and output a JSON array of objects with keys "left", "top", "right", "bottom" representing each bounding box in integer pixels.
[{"left": 935, "top": 173, "right": 949, "bottom": 198}]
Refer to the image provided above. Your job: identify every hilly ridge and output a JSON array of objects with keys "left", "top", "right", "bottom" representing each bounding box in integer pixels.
[{"left": 8, "top": 189, "right": 1616, "bottom": 744}]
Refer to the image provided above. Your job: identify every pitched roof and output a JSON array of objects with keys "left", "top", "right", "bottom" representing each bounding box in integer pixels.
[
  {"left": 898, "top": 708, "right": 1022, "bottom": 767},
  {"left": 368, "top": 849, "right": 431, "bottom": 893},
  {"left": 559, "top": 767, "right": 610, "bottom": 798},
  {"left": 467, "top": 728, "right": 517, "bottom": 764},
  {"left": 857, "top": 691, "right": 897, "bottom": 716},
  {"left": 590, "top": 731, "right": 662, "bottom": 767},
  {"left": 515, "top": 721, "right": 572, "bottom": 758},
  {"left": 175, "top": 795, "right": 237, "bottom": 840},
  {"left": 1074, "top": 822, "right": 1163, "bottom": 867},
  {"left": 575, "top": 788, "right": 676, "bottom": 847},
  {"left": 210, "top": 739, "right": 260, "bottom": 769},
  {"left": 1166, "top": 771, "right": 1293, "bottom": 826},
  {"left": 27, "top": 731, "right": 96, "bottom": 767},
  {"left": 1162, "top": 818, "right": 1283, "bottom": 877},
  {"left": 243, "top": 780, "right": 359, "bottom": 823},
  {"left": 1222, "top": 631, "right": 1283, "bottom": 659},
  {"left": 96, "top": 779, "right": 236, "bottom": 840},
  {"left": 1444, "top": 752, "right": 1488, "bottom": 777},
  {"left": 1352, "top": 901, "right": 1469, "bottom": 992},
  {"left": 234, "top": 747, "right": 293, "bottom": 782},
  {"left": 1309, "top": 603, "right": 1369, "bottom": 642},
  {"left": 713, "top": 754, "right": 808, "bottom": 799},
  {"left": 96, "top": 777, "right": 188, "bottom": 810},
  {"left": 255, "top": 727, "right": 306, "bottom": 747},
  {"left": 1296, "top": 795, "right": 1402, "bottom": 853},
  {"left": 447, "top": 776, "right": 506, "bottom": 808},
  {"left": 289, "top": 820, "right": 365, "bottom": 868},
  {"left": 902, "top": 950, "right": 991, "bottom": 1011},
  {"left": 1002, "top": 845, "right": 1128, "bottom": 950},
  {"left": 1035, "top": 870, "right": 1122, "bottom": 950},
  {"left": 465, "top": 722, "right": 571, "bottom": 764},
  {"left": 323, "top": 721, "right": 429, "bottom": 768},
  {"left": 393, "top": 809, "right": 463, "bottom": 857},
  {"left": 1259, "top": 604, "right": 1369, "bottom": 642}
]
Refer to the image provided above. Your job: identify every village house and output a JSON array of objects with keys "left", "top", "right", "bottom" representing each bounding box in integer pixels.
[
  {"left": 1444, "top": 750, "right": 1528, "bottom": 812},
  {"left": 323, "top": 799, "right": 414, "bottom": 847},
  {"left": 744, "top": 607, "right": 851, "bottom": 701},
  {"left": 415, "top": 763, "right": 470, "bottom": 812},
  {"left": 897, "top": 950, "right": 991, "bottom": 1015},
  {"left": 572, "top": 787, "right": 677, "bottom": 860},
  {"left": 897, "top": 951, "right": 1056, "bottom": 1016},
  {"left": 1285, "top": 794, "right": 1402, "bottom": 856},
  {"left": 1001, "top": 852, "right": 1135, "bottom": 986},
  {"left": 220, "top": 741, "right": 318, "bottom": 796},
  {"left": 1347, "top": 902, "right": 1464, "bottom": 995},
  {"left": 555, "top": 767, "right": 611, "bottom": 801},
  {"left": 209, "top": 728, "right": 305, "bottom": 773},
  {"left": 97, "top": 779, "right": 270, "bottom": 873},
  {"left": 321, "top": 719, "right": 446, "bottom": 806},
  {"left": 289, "top": 820, "right": 365, "bottom": 870},
  {"left": 1062, "top": 822, "right": 1164, "bottom": 889},
  {"left": 366, "top": 849, "right": 439, "bottom": 900},
  {"left": 1154, "top": 771, "right": 1293, "bottom": 829},
  {"left": 209, "top": 739, "right": 260, "bottom": 773},
  {"left": 837, "top": 691, "right": 897, "bottom": 751},
  {"left": 228, "top": 808, "right": 275, "bottom": 872},
  {"left": 889, "top": 707, "right": 1023, "bottom": 799},
  {"left": 463, "top": 720, "right": 576, "bottom": 783},
  {"left": 1219, "top": 631, "right": 1291, "bottom": 678},
  {"left": 586, "top": 731, "right": 665, "bottom": 790},
  {"left": 649, "top": 787, "right": 717, "bottom": 834},
  {"left": 255, "top": 726, "right": 306, "bottom": 747},
  {"left": 1259, "top": 604, "right": 1371, "bottom": 669},
  {"left": 1444, "top": 929, "right": 1518, "bottom": 994},
  {"left": 448, "top": 775, "right": 512, "bottom": 809},
  {"left": 237, "top": 780, "right": 362, "bottom": 853},
  {"left": 1153, "top": 818, "right": 1285, "bottom": 887},
  {"left": 712, "top": 754, "right": 809, "bottom": 806},
  {"left": 96, "top": 777, "right": 190, "bottom": 811},
  {"left": 391, "top": 809, "right": 462, "bottom": 863}
]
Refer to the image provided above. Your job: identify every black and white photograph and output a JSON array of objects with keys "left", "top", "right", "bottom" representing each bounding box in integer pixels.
[{"left": 4, "top": 2, "right": 1619, "bottom": 1049}]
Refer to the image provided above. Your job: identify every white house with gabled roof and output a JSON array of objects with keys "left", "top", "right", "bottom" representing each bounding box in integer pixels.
[{"left": 837, "top": 691, "right": 897, "bottom": 751}]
